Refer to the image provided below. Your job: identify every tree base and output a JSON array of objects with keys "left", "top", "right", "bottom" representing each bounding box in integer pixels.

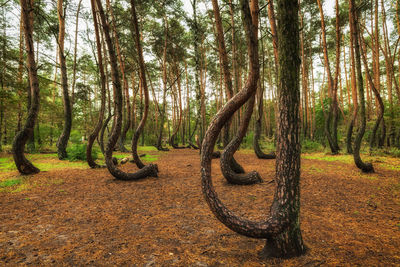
[{"left": 260, "top": 226, "right": 306, "bottom": 259}]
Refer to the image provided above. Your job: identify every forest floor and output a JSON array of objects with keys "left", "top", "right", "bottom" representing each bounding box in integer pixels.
[{"left": 0, "top": 147, "right": 400, "bottom": 266}]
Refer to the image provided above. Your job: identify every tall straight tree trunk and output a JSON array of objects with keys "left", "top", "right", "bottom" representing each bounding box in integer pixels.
[
  {"left": 96, "top": 0, "right": 158, "bottom": 180},
  {"left": 87, "top": 0, "right": 106, "bottom": 168},
  {"left": 12, "top": 0, "right": 40, "bottom": 174},
  {"left": 56, "top": 0, "right": 72, "bottom": 160},
  {"left": 156, "top": 15, "right": 169, "bottom": 152},
  {"left": 346, "top": 3, "right": 358, "bottom": 154},
  {"left": 317, "top": 0, "right": 340, "bottom": 154},
  {"left": 350, "top": 0, "right": 374, "bottom": 173},
  {"left": 71, "top": 0, "right": 82, "bottom": 106},
  {"left": 201, "top": 0, "right": 305, "bottom": 258}
]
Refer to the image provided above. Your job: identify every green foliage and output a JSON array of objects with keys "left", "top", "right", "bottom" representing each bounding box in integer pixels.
[
  {"left": 69, "top": 130, "right": 83, "bottom": 144},
  {"left": 67, "top": 143, "right": 98, "bottom": 162},
  {"left": 302, "top": 140, "right": 323, "bottom": 152},
  {"left": 241, "top": 131, "right": 254, "bottom": 149},
  {"left": 0, "top": 178, "right": 22, "bottom": 188},
  {"left": 388, "top": 148, "right": 400, "bottom": 158}
]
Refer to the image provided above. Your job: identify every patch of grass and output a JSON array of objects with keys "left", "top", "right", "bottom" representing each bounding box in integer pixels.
[
  {"left": 306, "top": 166, "right": 324, "bottom": 173},
  {"left": 142, "top": 154, "right": 159, "bottom": 162},
  {"left": 35, "top": 161, "right": 88, "bottom": 171},
  {"left": 0, "top": 178, "right": 22, "bottom": 188},
  {"left": 137, "top": 146, "right": 158, "bottom": 152},
  {"left": 302, "top": 153, "right": 354, "bottom": 164}
]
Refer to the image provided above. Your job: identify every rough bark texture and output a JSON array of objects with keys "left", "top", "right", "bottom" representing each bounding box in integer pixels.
[
  {"left": 212, "top": 0, "right": 245, "bottom": 174},
  {"left": 220, "top": 93, "right": 263, "bottom": 185},
  {"left": 200, "top": 0, "right": 305, "bottom": 258},
  {"left": 96, "top": 0, "right": 158, "bottom": 180},
  {"left": 12, "top": 0, "right": 40, "bottom": 175},
  {"left": 360, "top": 36, "right": 385, "bottom": 151},
  {"left": 87, "top": 0, "right": 106, "bottom": 169},
  {"left": 100, "top": 114, "right": 113, "bottom": 155},
  {"left": 350, "top": 0, "right": 374, "bottom": 173},
  {"left": 130, "top": 0, "right": 151, "bottom": 169},
  {"left": 56, "top": 0, "right": 72, "bottom": 160}
]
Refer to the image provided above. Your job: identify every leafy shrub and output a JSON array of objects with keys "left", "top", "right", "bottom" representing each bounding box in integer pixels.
[
  {"left": 241, "top": 131, "right": 254, "bottom": 149},
  {"left": 302, "top": 139, "right": 323, "bottom": 152},
  {"left": 389, "top": 148, "right": 400, "bottom": 158},
  {"left": 67, "top": 143, "right": 98, "bottom": 161},
  {"left": 70, "top": 130, "right": 83, "bottom": 144}
]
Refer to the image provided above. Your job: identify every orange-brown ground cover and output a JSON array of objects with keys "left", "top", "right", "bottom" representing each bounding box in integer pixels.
[{"left": 1, "top": 149, "right": 399, "bottom": 266}]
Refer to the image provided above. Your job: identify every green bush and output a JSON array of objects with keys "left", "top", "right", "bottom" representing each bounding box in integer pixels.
[
  {"left": 67, "top": 143, "right": 98, "bottom": 161},
  {"left": 302, "top": 139, "right": 323, "bottom": 152},
  {"left": 389, "top": 148, "right": 400, "bottom": 158}
]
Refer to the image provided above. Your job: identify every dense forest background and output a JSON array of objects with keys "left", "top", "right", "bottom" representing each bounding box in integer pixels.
[{"left": 0, "top": 0, "right": 399, "bottom": 157}]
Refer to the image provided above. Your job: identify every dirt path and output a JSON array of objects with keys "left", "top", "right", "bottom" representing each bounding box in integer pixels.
[{"left": 1, "top": 149, "right": 399, "bottom": 265}]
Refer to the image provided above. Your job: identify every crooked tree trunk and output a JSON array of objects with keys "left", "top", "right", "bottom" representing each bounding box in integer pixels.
[
  {"left": 212, "top": 0, "right": 245, "bottom": 173},
  {"left": 350, "top": 0, "right": 374, "bottom": 173},
  {"left": 360, "top": 35, "right": 385, "bottom": 151},
  {"left": 56, "top": 0, "right": 72, "bottom": 160},
  {"left": 12, "top": 0, "right": 40, "bottom": 175},
  {"left": 87, "top": 0, "right": 106, "bottom": 169},
  {"left": 201, "top": 0, "right": 305, "bottom": 258},
  {"left": 130, "top": 0, "right": 154, "bottom": 168},
  {"left": 221, "top": 93, "right": 263, "bottom": 185},
  {"left": 96, "top": 0, "right": 158, "bottom": 180},
  {"left": 106, "top": 0, "right": 131, "bottom": 153},
  {"left": 254, "top": 84, "right": 276, "bottom": 159}
]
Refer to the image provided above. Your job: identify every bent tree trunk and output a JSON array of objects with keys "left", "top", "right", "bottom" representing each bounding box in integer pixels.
[
  {"left": 201, "top": 0, "right": 305, "bottom": 258},
  {"left": 56, "top": 0, "right": 72, "bottom": 160},
  {"left": 350, "top": 0, "right": 374, "bottom": 173},
  {"left": 100, "top": 113, "right": 113, "bottom": 154},
  {"left": 254, "top": 83, "right": 276, "bottom": 159},
  {"left": 12, "top": 0, "right": 40, "bottom": 175},
  {"left": 211, "top": 0, "right": 245, "bottom": 173},
  {"left": 359, "top": 35, "right": 385, "bottom": 151},
  {"left": 96, "top": 0, "right": 158, "bottom": 180},
  {"left": 130, "top": 0, "right": 152, "bottom": 169},
  {"left": 220, "top": 93, "right": 263, "bottom": 185},
  {"left": 87, "top": 0, "right": 106, "bottom": 168}
]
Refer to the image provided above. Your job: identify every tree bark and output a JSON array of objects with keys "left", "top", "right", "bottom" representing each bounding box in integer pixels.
[
  {"left": 56, "top": 0, "right": 72, "bottom": 160},
  {"left": 71, "top": 0, "right": 82, "bottom": 106},
  {"left": 212, "top": 0, "right": 245, "bottom": 173},
  {"left": 201, "top": 0, "right": 305, "bottom": 258},
  {"left": 254, "top": 83, "right": 276, "bottom": 159},
  {"left": 350, "top": 0, "right": 374, "bottom": 173},
  {"left": 360, "top": 33, "right": 385, "bottom": 151},
  {"left": 87, "top": 0, "right": 106, "bottom": 169},
  {"left": 156, "top": 14, "right": 169, "bottom": 152},
  {"left": 96, "top": 0, "right": 158, "bottom": 180},
  {"left": 130, "top": 0, "right": 154, "bottom": 168},
  {"left": 317, "top": 0, "right": 340, "bottom": 154},
  {"left": 12, "top": 0, "right": 40, "bottom": 174}
]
